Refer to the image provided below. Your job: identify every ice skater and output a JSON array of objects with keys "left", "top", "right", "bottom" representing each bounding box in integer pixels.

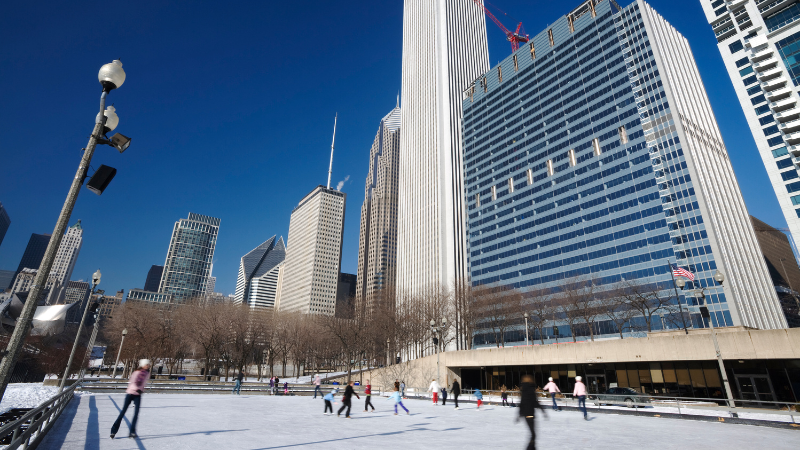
[
  {"left": 275, "top": 377, "right": 280, "bottom": 395},
  {"left": 543, "top": 377, "right": 561, "bottom": 411},
  {"left": 232, "top": 370, "right": 244, "bottom": 395},
  {"left": 474, "top": 387, "right": 483, "bottom": 410},
  {"left": 323, "top": 389, "right": 337, "bottom": 415},
  {"left": 110, "top": 359, "right": 151, "bottom": 439},
  {"left": 314, "top": 374, "right": 322, "bottom": 398},
  {"left": 363, "top": 379, "right": 375, "bottom": 412},
  {"left": 338, "top": 381, "right": 360, "bottom": 418},
  {"left": 452, "top": 379, "right": 461, "bottom": 409},
  {"left": 400, "top": 380, "right": 406, "bottom": 398},
  {"left": 388, "top": 387, "right": 409, "bottom": 415},
  {"left": 428, "top": 379, "right": 440, "bottom": 405},
  {"left": 284, "top": 381, "right": 288, "bottom": 395},
  {"left": 573, "top": 376, "right": 588, "bottom": 420},
  {"left": 501, "top": 385, "right": 509, "bottom": 407},
  {"left": 441, "top": 386, "right": 448, "bottom": 406},
  {"left": 518, "top": 375, "right": 546, "bottom": 450},
  {"left": 269, "top": 377, "right": 275, "bottom": 395}
]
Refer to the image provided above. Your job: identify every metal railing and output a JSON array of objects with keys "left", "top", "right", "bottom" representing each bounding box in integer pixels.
[
  {"left": 78, "top": 380, "right": 381, "bottom": 396},
  {"left": 0, "top": 380, "right": 80, "bottom": 449}
]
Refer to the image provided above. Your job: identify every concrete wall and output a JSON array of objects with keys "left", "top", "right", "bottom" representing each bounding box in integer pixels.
[{"left": 332, "top": 328, "right": 800, "bottom": 390}]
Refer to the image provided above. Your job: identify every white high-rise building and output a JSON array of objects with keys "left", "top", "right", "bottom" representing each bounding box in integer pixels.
[
  {"left": 701, "top": 1, "right": 800, "bottom": 251},
  {"left": 278, "top": 186, "right": 346, "bottom": 315},
  {"left": 234, "top": 236, "right": 286, "bottom": 310},
  {"left": 396, "top": 0, "right": 490, "bottom": 294},
  {"left": 48, "top": 220, "right": 83, "bottom": 304}
]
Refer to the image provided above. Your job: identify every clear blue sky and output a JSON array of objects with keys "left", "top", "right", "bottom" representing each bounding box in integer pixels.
[{"left": 0, "top": 0, "right": 784, "bottom": 296}]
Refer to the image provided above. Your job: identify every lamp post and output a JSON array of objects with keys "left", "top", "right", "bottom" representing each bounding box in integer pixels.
[
  {"left": 111, "top": 329, "right": 128, "bottom": 379},
  {"left": 523, "top": 313, "right": 530, "bottom": 346},
  {"left": 59, "top": 269, "right": 101, "bottom": 392},
  {"left": 386, "top": 338, "right": 390, "bottom": 367},
  {"left": 0, "top": 60, "right": 130, "bottom": 401},
  {"left": 676, "top": 270, "right": 736, "bottom": 408},
  {"left": 429, "top": 318, "right": 447, "bottom": 384}
]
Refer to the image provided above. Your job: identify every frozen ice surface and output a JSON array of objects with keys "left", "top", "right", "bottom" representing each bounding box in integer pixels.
[
  {"left": 0, "top": 383, "right": 59, "bottom": 414},
  {"left": 40, "top": 394, "right": 798, "bottom": 449}
]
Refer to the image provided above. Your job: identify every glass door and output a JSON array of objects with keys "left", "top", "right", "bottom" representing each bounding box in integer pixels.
[{"left": 587, "top": 375, "right": 606, "bottom": 394}]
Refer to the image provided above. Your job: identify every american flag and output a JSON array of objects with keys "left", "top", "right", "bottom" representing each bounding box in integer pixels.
[{"left": 671, "top": 264, "right": 695, "bottom": 281}]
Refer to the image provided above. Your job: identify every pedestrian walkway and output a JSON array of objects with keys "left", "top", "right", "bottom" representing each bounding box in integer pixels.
[{"left": 40, "top": 393, "right": 798, "bottom": 449}]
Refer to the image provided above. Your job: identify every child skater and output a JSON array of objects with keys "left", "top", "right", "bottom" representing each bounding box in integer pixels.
[
  {"left": 474, "top": 387, "right": 484, "bottom": 410},
  {"left": 323, "top": 389, "right": 337, "bottom": 415},
  {"left": 388, "top": 387, "right": 409, "bottom": 415}
]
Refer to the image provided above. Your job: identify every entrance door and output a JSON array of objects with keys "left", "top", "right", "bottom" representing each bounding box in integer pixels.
[
  {"left": 735, "top": 375, "right": 775, "bottom": 406},
  {"left": 586, "top": 375, "right": 606, "bottom": 394}
]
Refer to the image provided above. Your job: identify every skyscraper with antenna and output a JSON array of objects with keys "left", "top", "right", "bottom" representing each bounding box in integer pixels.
[{"left": 278, "top": 116, "right": 347, "bottom": 315}]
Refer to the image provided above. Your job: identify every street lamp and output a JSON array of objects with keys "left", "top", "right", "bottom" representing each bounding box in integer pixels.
[
  {"left": 523, "top": 313, "right": 530, "bottom": 346},
  {"left": 59, "top": 269, "right": 101, "bottom": 392},
  {"left": 430, "top": 318, "right": 447, "bottom": 384},
  {"left": 386, "top": 338, "right": 390, "bottom": 367},
  {"left": 676, "top": 270, "right": 736, "bottom": 408},
  {"left": 111, "top": 329, "right": 128, "bottom": 379},
  {"left": 0, "top": 60, "right": 131, "bottom": 401}
]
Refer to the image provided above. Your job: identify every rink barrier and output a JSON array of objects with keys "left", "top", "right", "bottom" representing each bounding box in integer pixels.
[
  {"left": 78, "top": 380, "right": 380, "bottom": 397},
  {"left": 0, "top": 380, "right": 79, "bottom": 449}
]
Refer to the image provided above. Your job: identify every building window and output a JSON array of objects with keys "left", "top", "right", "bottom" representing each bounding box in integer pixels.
[
  {"left": 773, "top": 146, "right": 789, "bottom": 158},
  {"left": 750, "top": 94, "right": 766, "bottom": 106},
  {"left": 747, "top": 85, "right": 762, "bottom": 96},
  {"left": 735, "top": 57, "right": 749, "bottom": 68},
  {"left": 529, "top": 42, "right": 535, "bottom": 59},
  {"left": 548, "top": 29, "right": 554, "bottom": 47},
  {"left": 526, "top": 168, "right": 533, "bottom": 185},
  {"left": 618, "top": 126, "right": 628, "bottom": 144},
  {"left": 739, "top": 66, "right": 754, "bottom": 77},
  {"left": 791, "top": 194, "right": 800, "bottom": 205},
  {"left": 775, "top": 30, "right": 800, "bottom": 86},
  {"left": 546, "top": 159, "right": 554, "bottom": 176},
  {"left": 768, "top": 136, "right": 785, "bottom": 147},
  {"left": 729, "top": 40, "right": 744, "bottom": 53},
  {"left": 777, "top": 158, "right": 794, "bottom": 170},
  {"left": 764, "top": 125, "right": 780, "bottom": 137},
  {"left": 759, "top": 115, "right": 775, "bottom": 126},
  {"left": 568, "top": 149, "right": 577, "bottom": 167},
  {"left": 781, "top": 170, "right": 799, "bottom": 181},
  {"left": 491, "top": 185, "right": 497, "bottom": 201},
  {"left": 592, "top": 138, "right": 602, "bottom": 156},
  {"left": 508, "top": 177, "right": 514, "bottom": 193},
  {"left": 766, "top": 3, "right": 800, "bottom": 33}
]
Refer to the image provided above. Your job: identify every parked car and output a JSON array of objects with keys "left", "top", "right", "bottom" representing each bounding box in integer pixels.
[{"left": 592, "top": 387, "right": 651, "bottom": 407}]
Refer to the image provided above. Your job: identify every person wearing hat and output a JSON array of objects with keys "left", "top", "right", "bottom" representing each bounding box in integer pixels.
[
  {"left": 543, "top": 377, "right": 561, "bottom": 411},
  {"left": 573, "top": 376, "right": 588, "bottom": 420},
  {"left": 111, "top": 359, "right": 151, "bottom": 439}
]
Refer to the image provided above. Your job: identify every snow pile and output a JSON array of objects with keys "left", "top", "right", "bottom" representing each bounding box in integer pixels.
[{"left": 0, "top": 383, "right": 59, "bottom": 415}]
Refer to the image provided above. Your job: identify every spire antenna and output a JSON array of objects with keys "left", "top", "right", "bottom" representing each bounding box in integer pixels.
[{"left": 327, "top": 114, "right": 337, "bottom": 189}]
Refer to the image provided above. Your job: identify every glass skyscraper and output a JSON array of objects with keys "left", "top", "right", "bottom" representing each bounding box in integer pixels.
[
  {"left": 462, "top": 0, "right": 786, "bottom": 341},
  {"left": 159, "top": 212, "right": 220, "bottom": 302}
]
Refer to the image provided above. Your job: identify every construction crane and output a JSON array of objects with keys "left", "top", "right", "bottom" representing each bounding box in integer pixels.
[{"left": 473, "top": 0, "right": 529, "bottom": 53}]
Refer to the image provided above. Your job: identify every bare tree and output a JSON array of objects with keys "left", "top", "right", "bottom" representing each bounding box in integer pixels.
[
  {"left": 475, "top": 284, "right": 523, "bottom": 347},
  {"left": 524, "top": 288, "right": 554, "bottom": 344},
  {"left": 452, "top": 278, "right": 479, "bottom": 350},
  {"left": 615, "top": 278, "right": 673, "bottom": 332}
]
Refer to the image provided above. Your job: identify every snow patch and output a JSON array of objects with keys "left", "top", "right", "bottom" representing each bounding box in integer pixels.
[{"left": 0, "top": 383, "right": 59, "bottom": 415}]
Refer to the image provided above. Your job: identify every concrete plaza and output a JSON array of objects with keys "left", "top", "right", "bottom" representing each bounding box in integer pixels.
[{"left": 40, "top": 393, "right": 798, "bottom": 449}]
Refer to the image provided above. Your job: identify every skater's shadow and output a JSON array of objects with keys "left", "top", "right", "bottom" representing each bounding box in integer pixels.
[
  {"left": 109, "top": 397, "right": 146, "bottom": 450},
  {"left": 140, "top": 406, "right": 194, "bottom": 408},
  {"left": 138, "top": 429, "right": 249, "bottom": 441},
  {"left": 253, "top": 426, "right": 464, "bottom": 449}
]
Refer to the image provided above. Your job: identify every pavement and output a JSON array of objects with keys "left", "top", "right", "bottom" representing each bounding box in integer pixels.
[{"left": 39, "top": 393, "right": 799, "bottom": 449}]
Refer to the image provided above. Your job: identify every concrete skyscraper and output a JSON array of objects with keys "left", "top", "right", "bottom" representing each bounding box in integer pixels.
[
  {"left": 356, "top": 103, "right": 401, "bottom": 313},
  {"left": 279, "top": 186, "right": 346, "bottom": 315},
  {"left": 47, "top": 220, "right": 83, "bottom": 303},
  {"left": 701, "top": 1, "right": 800, "bottom": 251},
  {"left": 158, "top": 213, "right": 220, "bottom": 302},
  {"left": 396, "top": 0, "right": 490, "bottom": 294},
  {"left": 462, "top": 0, "right": 786, "bottom": 339},
  {"left": 234, "top": 236, "right": 286, "bottom": 310}
]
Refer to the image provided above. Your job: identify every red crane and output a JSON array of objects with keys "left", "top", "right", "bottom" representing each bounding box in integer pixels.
[{"left": 473, "top": 0, "right": 529, "bottom": 53}]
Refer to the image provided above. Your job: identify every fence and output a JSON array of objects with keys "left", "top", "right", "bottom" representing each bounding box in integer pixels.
[{"left": 0, "top": 380, "right": 80, "bottom": 449}]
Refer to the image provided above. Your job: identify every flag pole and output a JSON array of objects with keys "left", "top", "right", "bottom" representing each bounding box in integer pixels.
[{"left": 667, "top": 259, "right": 690, "bottom": 335}]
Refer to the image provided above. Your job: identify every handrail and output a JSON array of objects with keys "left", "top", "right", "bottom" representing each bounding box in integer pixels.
[{"left": 0, "top": 380, "right": 80, "bottom": 450}]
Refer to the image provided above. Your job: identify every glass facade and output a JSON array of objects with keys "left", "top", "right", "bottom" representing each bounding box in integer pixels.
[
  {"left": 160, "top": 213, "right": 220, "bottom": 302},
  {"left": 765, "top": 2, "right": 800, "bottom": 33},
  {"left": 776, "top": 30, "right": 800, "bottom": 86},
  {"left": 461, "top": 1, "right": 733, "bottom": 343}
]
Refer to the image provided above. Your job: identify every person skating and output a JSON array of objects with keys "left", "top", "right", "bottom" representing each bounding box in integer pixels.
[
  {"left": 394, "top": 379, "right": 400, "bottom": 392},
  {"left": 543, "top": 377, "right": 561, "bottom": 411},
  {"left": 323, "top": 389, "right": 337, "bottom": 415},
  {"left": 474, "top": 387, "right": 483, "bottom": 410},
  {"left": 275, "top": 377, "right": 280, "bottom": 395},
  {"left": 518, "top": 375, "right": 546, "bottom": 450},
  {"left": 501, "top": 385, "right": 509, "bottom": 407},
  {"left": 363, "top": 379, "right": 375, "bottom": 412},
  {"left": 269, "top": 377, "right": 275, "bottom": 395},
  {"left": 400, "top": 381, "right": 406, "bottom": 398},
  {"left": 337, "top": 381, "right": 360, "bottom": 418},
  {"left": 284, "top": 381, "right": 288, "bottom": 395},
  {"left": 314, "top": 374, "right": 322, "bottom": 398},
  {"left": 428, "top": 379, "right": 440, "bottom": 405},
  {"left": 452, "top": 379, "right": 461, "bottom": 409},
  {"left": 441, "top": 386, "right": 448, "bottom": 406},
  {"left": 110, "top": 359, "right": 151, "bottom": 439},
  {"left": 387, "top": 387, "right": 409, "bottom": 415},
  {"left": 573, "top": 376, "right": 588, "bottom": 420},
  {"left": 232, "top": 370, "right": 244, "bottom": 395}
]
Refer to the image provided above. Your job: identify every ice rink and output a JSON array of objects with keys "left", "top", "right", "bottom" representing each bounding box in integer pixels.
[{"left": 40, "top": 393, "right": 799, "bottom": 449}]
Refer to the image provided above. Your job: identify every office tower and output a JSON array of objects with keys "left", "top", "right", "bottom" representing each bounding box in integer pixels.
[
  {"left": 462, "top": 0, "right": 786, "bottom": 338},
  {"left": 279, "top": 186, "right": 346, "bottom": 315},
  {"left": 356, "top": 103, "right": 401, "bottom": 313},
  {"left": 159, "top": 213, "right": 220, "bottom": 302},
  {"left": 144, "top": 265, "right": 163, "bottom": 292},
  {"left": 335, "top": 273, "right": 357, "bottom": 319},
  {"left": 63, "top": 280, "right": 91, "bottom": 305},
  {"left": 127, "top": 289, "right": 173, "bottom": 305},
  {"left": 206, "top": 276, "right": 216, "bottom": 296},
  {"left": 97, "top": 290, "right": 124, "bottom": 324},
  {"left": 0, "top": 202, "right": 9, "bottom": 249},
  {"left": 750, "top": 216, "right": 800, "bottom": 327},
  {"left": 14, "top": 233, "right": 51, "bottom": 280},
  {"left": 701, "top": 0, "right": 800, "bottom": 253},
  {"left": 10, "top": 268, "right": 54, "bottom": 304},
  {"left": 0, "top": 270, "right": 15, "bottom": 292},
  {"left": 396, "top": 0, "right": 490, "bottom": 294},
  {"left": 234, "top": 236, "right": 286, "bottom": 310},
  {"left": 47, "top": 220, "right": 83, "bottom": 304}
]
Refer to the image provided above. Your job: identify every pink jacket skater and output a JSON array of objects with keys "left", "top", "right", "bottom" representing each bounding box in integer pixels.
[{"left": 573, "top": 376, "right": 589, "bottom": 420}]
